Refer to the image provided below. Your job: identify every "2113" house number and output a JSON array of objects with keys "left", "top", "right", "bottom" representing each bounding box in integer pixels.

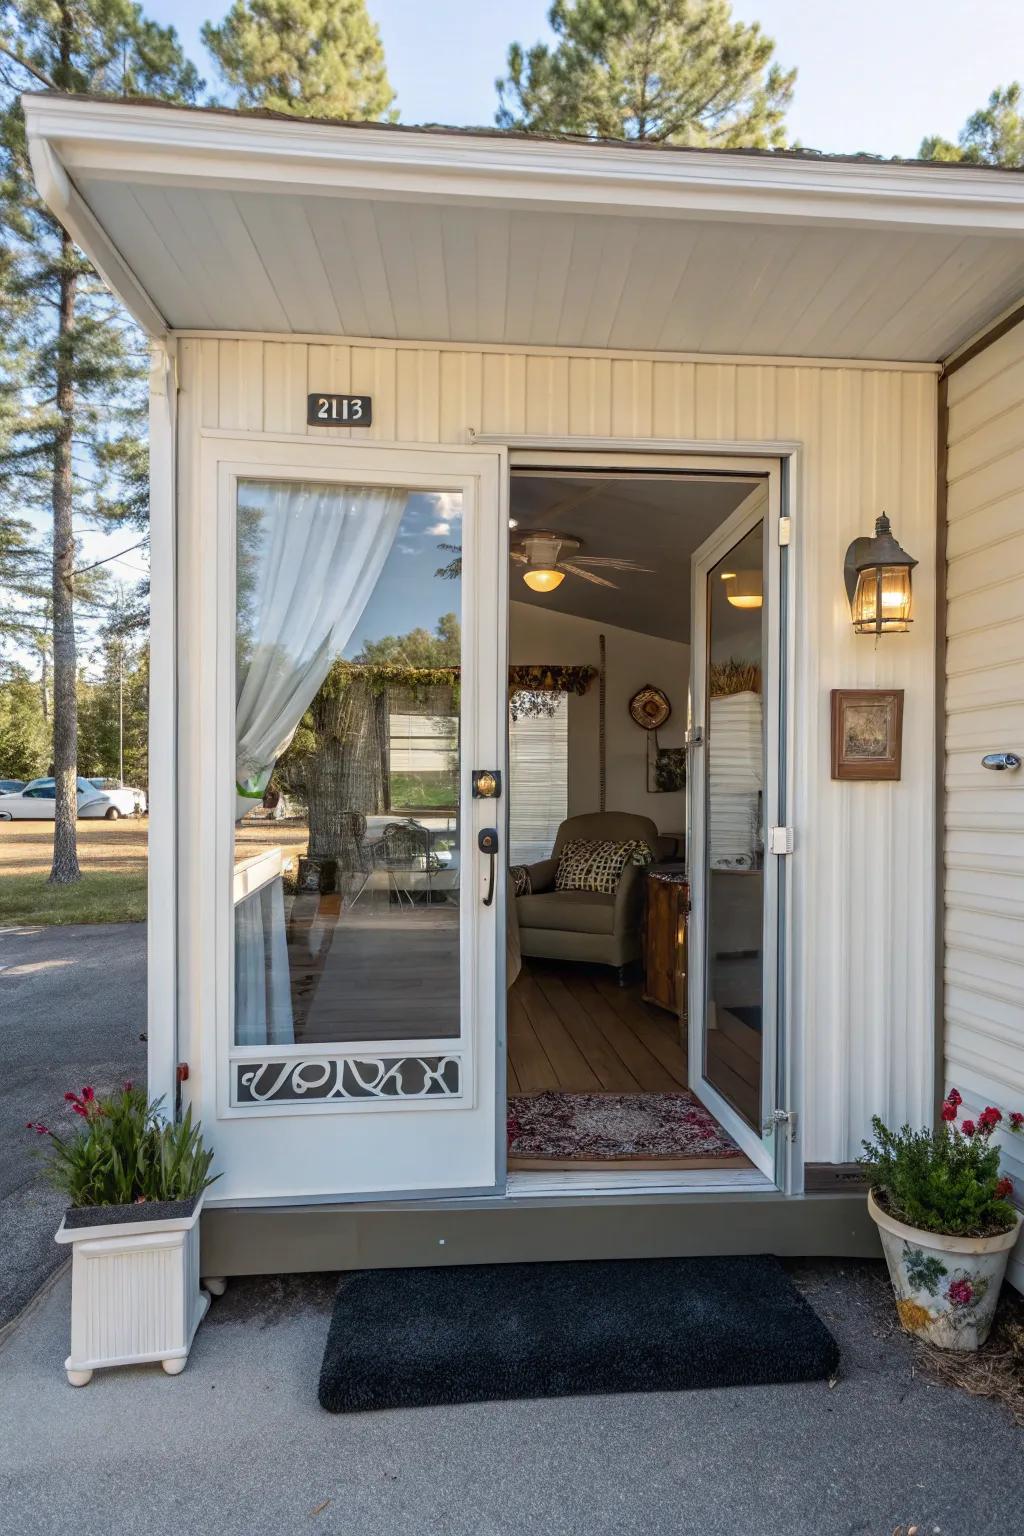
[{"left": 307, "top": 393, "right": 373, "bottom": 426}]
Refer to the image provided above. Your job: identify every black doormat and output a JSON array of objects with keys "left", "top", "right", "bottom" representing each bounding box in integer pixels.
[{"left": 318, "top": 1255, "right": 839, "bottom": 1413}]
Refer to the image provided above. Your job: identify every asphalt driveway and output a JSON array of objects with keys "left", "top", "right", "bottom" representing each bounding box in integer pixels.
[
  {"left": 0, "top": 1260, "right": 1021, "bottom": 1535},
  {"left": 0, "top": 923, "right": 146, "bottom": 1328}
]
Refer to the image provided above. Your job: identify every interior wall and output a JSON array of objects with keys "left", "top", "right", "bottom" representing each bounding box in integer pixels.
[
  {"left": 509, "top": 601, "right": 689, "bottom": 836},
  {"left": 176, "top": 334, "right": 939, "bottom": 1166}
]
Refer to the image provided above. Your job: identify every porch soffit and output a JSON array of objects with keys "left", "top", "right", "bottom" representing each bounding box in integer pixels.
[{"left": 22, "top": 93, "right": 1024, "bottom": 364}]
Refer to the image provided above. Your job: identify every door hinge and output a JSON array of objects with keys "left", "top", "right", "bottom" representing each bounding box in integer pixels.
[
  {"left": 763, "top": 1107, "right": 797, "bottom": 1142},
  {"left": 778, "top": 515, "right": 792, "bottom": 546},
  {"left": 685, "top": 726, "right": 704, "bottom": 748},
  {"left": 767, "top": 825, "right": 794, "bottom": 855}
]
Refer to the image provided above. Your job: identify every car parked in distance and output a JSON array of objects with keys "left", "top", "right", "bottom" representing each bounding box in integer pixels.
[
  {"left": 0, "top": 777, "right": 126, "bottom": 821},
  {"left": 87, "top": 777, "right": 147, "bottom": 815},
  {"left": 0, "top": 779, "right": 25, "bottom": 794}
]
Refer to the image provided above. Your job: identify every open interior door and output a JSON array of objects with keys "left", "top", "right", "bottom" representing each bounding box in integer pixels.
[{"left": 687, "top": 482, "right": 788, "bottom": 1181}]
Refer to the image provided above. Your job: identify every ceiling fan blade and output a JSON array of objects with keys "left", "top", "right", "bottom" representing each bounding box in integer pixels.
[
  {"left": 538, "top": 484, "right": 603, "bottom": 523},
  {"left": 561, "top": 562, "right": 617, "bottom": 588},
  {"left": 573, "top": 555, "right": 656, "bottom": 572}
]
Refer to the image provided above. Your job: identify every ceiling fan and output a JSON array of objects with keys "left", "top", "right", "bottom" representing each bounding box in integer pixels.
[
  {"left": 510, "top": 487, "right": 655, "bottom": 593},
  {"left": 511, "top": 530, "right": 654, "bottom": 592}
]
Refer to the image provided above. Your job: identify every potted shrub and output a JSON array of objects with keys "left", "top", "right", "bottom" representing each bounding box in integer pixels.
[
  {"left": 30, "top": 1083, "right": 219, "bottom": 1385},
  {"left": 861, "top": 1091, "right": 1023, "bottom": 1351}
]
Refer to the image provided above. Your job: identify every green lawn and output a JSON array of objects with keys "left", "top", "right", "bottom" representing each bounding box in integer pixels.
[{"left": 0, "top": 871, "right": 148, "bottom": 927}]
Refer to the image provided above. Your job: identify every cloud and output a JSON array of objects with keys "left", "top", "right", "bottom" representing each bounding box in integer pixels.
[
  {"left": 425, "top": 521, "right": 450, "bottom": 536},
  {"left": 428, "top": 491, "right": 462, "bottom": 522}
]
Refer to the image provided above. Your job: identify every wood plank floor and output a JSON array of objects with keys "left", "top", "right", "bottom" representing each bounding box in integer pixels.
[
  {"left": 507, "top": 958, "right": 751, "bottom": 1171},
  {"left": 508, "top": 959, "right": 687, "bottom": 1097}
]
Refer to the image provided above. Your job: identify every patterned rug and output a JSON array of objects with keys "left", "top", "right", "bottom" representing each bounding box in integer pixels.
[{"left": 507, "top": 1090, "right": 742, "bottom": 1163}]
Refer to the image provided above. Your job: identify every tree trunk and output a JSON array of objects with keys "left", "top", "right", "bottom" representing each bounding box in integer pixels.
[
  {"left": 304, "top": 682, "right": 386, "bottom": 881},
  {"left": 48, "top": 234, "right": 80, "bottom": 884}
]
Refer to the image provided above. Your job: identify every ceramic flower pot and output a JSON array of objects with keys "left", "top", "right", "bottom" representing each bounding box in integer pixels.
[
  {"left": 868, "top": 1189, "right": 1022, "bottom": 1351},
  {"left": 54, "top": 1194, "right": 210, "bottom": 1385}
]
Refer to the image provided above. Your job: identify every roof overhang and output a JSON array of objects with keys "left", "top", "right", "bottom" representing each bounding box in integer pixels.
[{"left": 22, "top": 92, "right": 1024, "bottom": 362}]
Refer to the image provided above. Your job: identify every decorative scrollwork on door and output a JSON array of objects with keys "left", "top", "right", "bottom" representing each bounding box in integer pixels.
[{"left": 234, "top": 1055, "right": 462, "bottom": 1105}]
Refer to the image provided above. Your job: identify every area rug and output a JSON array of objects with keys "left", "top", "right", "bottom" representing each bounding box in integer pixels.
[
  {"left": 507, "top": 1090, "right": 742, "bottom": 1163},
  {"left": 318, "top": 1255, "right": 840, "bottom": 1412}
]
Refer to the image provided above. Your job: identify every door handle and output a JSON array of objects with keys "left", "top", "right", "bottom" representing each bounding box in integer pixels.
[
  {"left": 478, "top": 827, "right": 498, "bottom": 907},
  {"left": 982, "top": 752, "right": 1021, "bottom": 771}
]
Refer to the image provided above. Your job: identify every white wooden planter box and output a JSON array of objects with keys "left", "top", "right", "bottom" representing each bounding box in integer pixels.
[{"left": 55, "top": 1195, "right": 210, "bottom": 1385}]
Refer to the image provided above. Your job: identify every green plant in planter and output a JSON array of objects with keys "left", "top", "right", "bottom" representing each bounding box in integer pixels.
[
  {"left": 860, "top": 1092, "right": 1023, "bottom": 1238},
  {"left": 28, "top": 1084, "right": 218, "bottom": 1209}
]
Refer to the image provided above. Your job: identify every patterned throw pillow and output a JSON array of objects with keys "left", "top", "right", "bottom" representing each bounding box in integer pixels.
[
  {"left": 555, "top": 837, "right": 654, "bottom": 895},
  {"left": 509, "top": 864, "right": 532, "bottom": 898}
]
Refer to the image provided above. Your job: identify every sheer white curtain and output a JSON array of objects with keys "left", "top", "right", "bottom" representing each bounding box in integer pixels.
[
  {"left": 235, "top": 480, "right": 408, "bottom": 818},
  {"left": 233, "top": 480, "right": 408, "bottom": 1047}
]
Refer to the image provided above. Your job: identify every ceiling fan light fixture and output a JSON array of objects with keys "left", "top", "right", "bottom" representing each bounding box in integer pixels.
[
  {"left": 725, "top": 570, "right": 762, "bottom": 609},
  {"left": 523, "top": 567, "right": 565, "bottom": 593}
]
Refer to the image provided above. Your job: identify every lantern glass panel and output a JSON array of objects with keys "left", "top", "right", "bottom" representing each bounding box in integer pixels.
[{"left": 851, "top": 565, "right": 912, "bottom": 634}]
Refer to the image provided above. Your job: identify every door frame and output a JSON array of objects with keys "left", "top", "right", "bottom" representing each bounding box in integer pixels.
[
  {"left": 180, "top": 434, "right": 510, "bottom": 1204},
  {"left": 687, "top": 481, "right": 785, "bottom": 1178},
  {"left": 504, "top": 447, "right": 796, "bottom": 1196}
]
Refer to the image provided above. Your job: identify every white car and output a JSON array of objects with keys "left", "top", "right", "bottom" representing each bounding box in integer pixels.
[
  {"left": 0, "top": 777, "right": 127, "bottom": 821},
  {"left": 88, "top": 777, "right": 147, "bottom": 815}
]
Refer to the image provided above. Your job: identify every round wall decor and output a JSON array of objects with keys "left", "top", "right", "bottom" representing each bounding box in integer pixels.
[{"left": 629, "top": 685, "right": 671, "bottom": 730}]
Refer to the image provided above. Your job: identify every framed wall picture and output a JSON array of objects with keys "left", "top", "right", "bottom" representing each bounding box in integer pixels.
[{"left": 831, "top": 689, "right": 904, "bottom": 781}]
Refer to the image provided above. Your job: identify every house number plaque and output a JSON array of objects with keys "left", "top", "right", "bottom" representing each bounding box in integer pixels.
[{"left": 307, "top": 393, "right": 372, "bottom": 426}]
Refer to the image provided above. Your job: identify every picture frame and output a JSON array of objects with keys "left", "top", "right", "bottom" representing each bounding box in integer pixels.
[{"left": 830, "top": 688, "right": 904, "bottom": 781}]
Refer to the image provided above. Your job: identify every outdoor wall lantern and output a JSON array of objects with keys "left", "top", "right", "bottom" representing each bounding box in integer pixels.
[{"left": 844, "top": 513, "right": 917, "bottom": 635}]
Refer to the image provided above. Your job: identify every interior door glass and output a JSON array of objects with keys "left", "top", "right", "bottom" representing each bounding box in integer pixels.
[
  {"left": 702, "top": 520, "right": 765, "bottom": 1132},
  {"left": 232, "top": 480, "right": 463, "bottom": 1052}
]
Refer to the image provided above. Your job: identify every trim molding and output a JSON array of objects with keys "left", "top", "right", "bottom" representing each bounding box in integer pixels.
[
  {"left": 934, "top": 373, "right": 950, "bottom": 1120},
  {"left": 803, "top": 1163, "right": 868, "bottom": 1193},
  {"left": 941, "top": 298, "right": 1024, "bottom": 378}
]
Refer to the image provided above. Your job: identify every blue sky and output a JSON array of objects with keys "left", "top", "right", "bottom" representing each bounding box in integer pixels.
[{"left": 148, "top": 0, "right": 1024, "bottom": 159}]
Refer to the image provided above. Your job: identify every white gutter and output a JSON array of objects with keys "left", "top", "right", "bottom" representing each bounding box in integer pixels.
[
  {"left": 26, "top": 125, "right": 168, "bottom": 337},
  {"left": 23, "top": 92, "right": 1024, "bottom": 238}
]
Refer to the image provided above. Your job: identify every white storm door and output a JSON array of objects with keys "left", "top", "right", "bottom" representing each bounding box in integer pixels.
[
  {"left": 687, "top": 481, "right": 786, "bottom": 1180},
  {"left": 189, "top": 440, "right": 506, "bottom": 1204}
]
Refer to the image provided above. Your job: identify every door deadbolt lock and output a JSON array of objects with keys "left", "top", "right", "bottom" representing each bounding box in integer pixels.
[{"left": 472, "top": 769, "right": 502, "bottom": 799}]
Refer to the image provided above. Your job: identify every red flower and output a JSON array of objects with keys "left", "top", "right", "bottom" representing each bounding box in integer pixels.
[
  {"left": 978, "top": 1106, "right": 1003, "bottom": 1133},
  {"left": 123, "top": 1081, "right": 133, "bottom": 1093},
  {"left": 81, "top": 1085, "right": 95, "bottom": 1102},
  {"left": 961, "top": 1120, "right": 976, "bottom": 1138},
  {"left": 995, "top": 1177, "right": 1014, "bottom": 1199},
  {"left": 25, "top": 1121, "right": 50, "bottom": 1136},
  {"left": 940, "top": 1101, "right": 957, "bottom": 1122},
  {"left": 947, "top": 1089, "right": 962, "bottom": 1107},
  {"left": 1011, "top": 1112, "right": 1024, "bottom": 1131},
  {"left": 947, "top": 1278, "right": 974, "bottom": 1308}
]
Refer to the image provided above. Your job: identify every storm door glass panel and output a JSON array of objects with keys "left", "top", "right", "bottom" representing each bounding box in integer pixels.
[
  {"left": 702, "top": 520, "right": 765, "bottom": 1133},
  {"left": 233, "top": 480, "right": 463, "bottom": 1048}
]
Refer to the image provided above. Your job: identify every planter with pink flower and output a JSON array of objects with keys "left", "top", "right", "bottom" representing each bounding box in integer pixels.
[
  {"left": 861, "top": 1091, "right": 1023, "bottom": 1351},
  {"left": 31, "top": 1084, "right": 218, "bottom": 1385}
]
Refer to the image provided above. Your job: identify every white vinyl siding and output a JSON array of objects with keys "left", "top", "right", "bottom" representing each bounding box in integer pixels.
[
  {"left": 176, "top": 334, "right": 939, "bottom": 1163},
  {"left": 508, "top": 695, "right": 569, "bottom": 864},
  {"left": 944, "top": 321, "right": 1024, "bottom": 1229}
]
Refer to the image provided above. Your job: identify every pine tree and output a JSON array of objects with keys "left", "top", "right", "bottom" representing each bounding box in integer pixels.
[
  {"left": 496, "top": 0, "right": 794, "bottom": 147},
  {"left": 203, "top": 0, "right": 396, "bottom": 121},
  {"left": 0, "top": 2, "right": 200, "bottom": 881},
  {"left": 920, "top": 83, "right": 1024, "bottom": 167}
]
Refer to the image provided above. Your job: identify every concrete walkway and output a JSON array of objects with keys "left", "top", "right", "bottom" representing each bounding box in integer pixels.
[
  {"left": 0, "top": 1259, "right": 1019, "bottom": 1535},
  {"left": 0, "top": 923, "right": 146, "bottom": 1328}
]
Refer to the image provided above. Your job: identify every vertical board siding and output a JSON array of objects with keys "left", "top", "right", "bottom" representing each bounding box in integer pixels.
[
  {"left": 945, "top": 324, "right": 1024, "bottom": 1200},
  {"left": 178, "top": 338, "right": 938, "bottom": 1164}
]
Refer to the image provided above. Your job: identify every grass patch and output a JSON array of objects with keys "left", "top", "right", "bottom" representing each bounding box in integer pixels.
[{"left": 0, "top": 871, "right": 148, "bottom": 927}]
